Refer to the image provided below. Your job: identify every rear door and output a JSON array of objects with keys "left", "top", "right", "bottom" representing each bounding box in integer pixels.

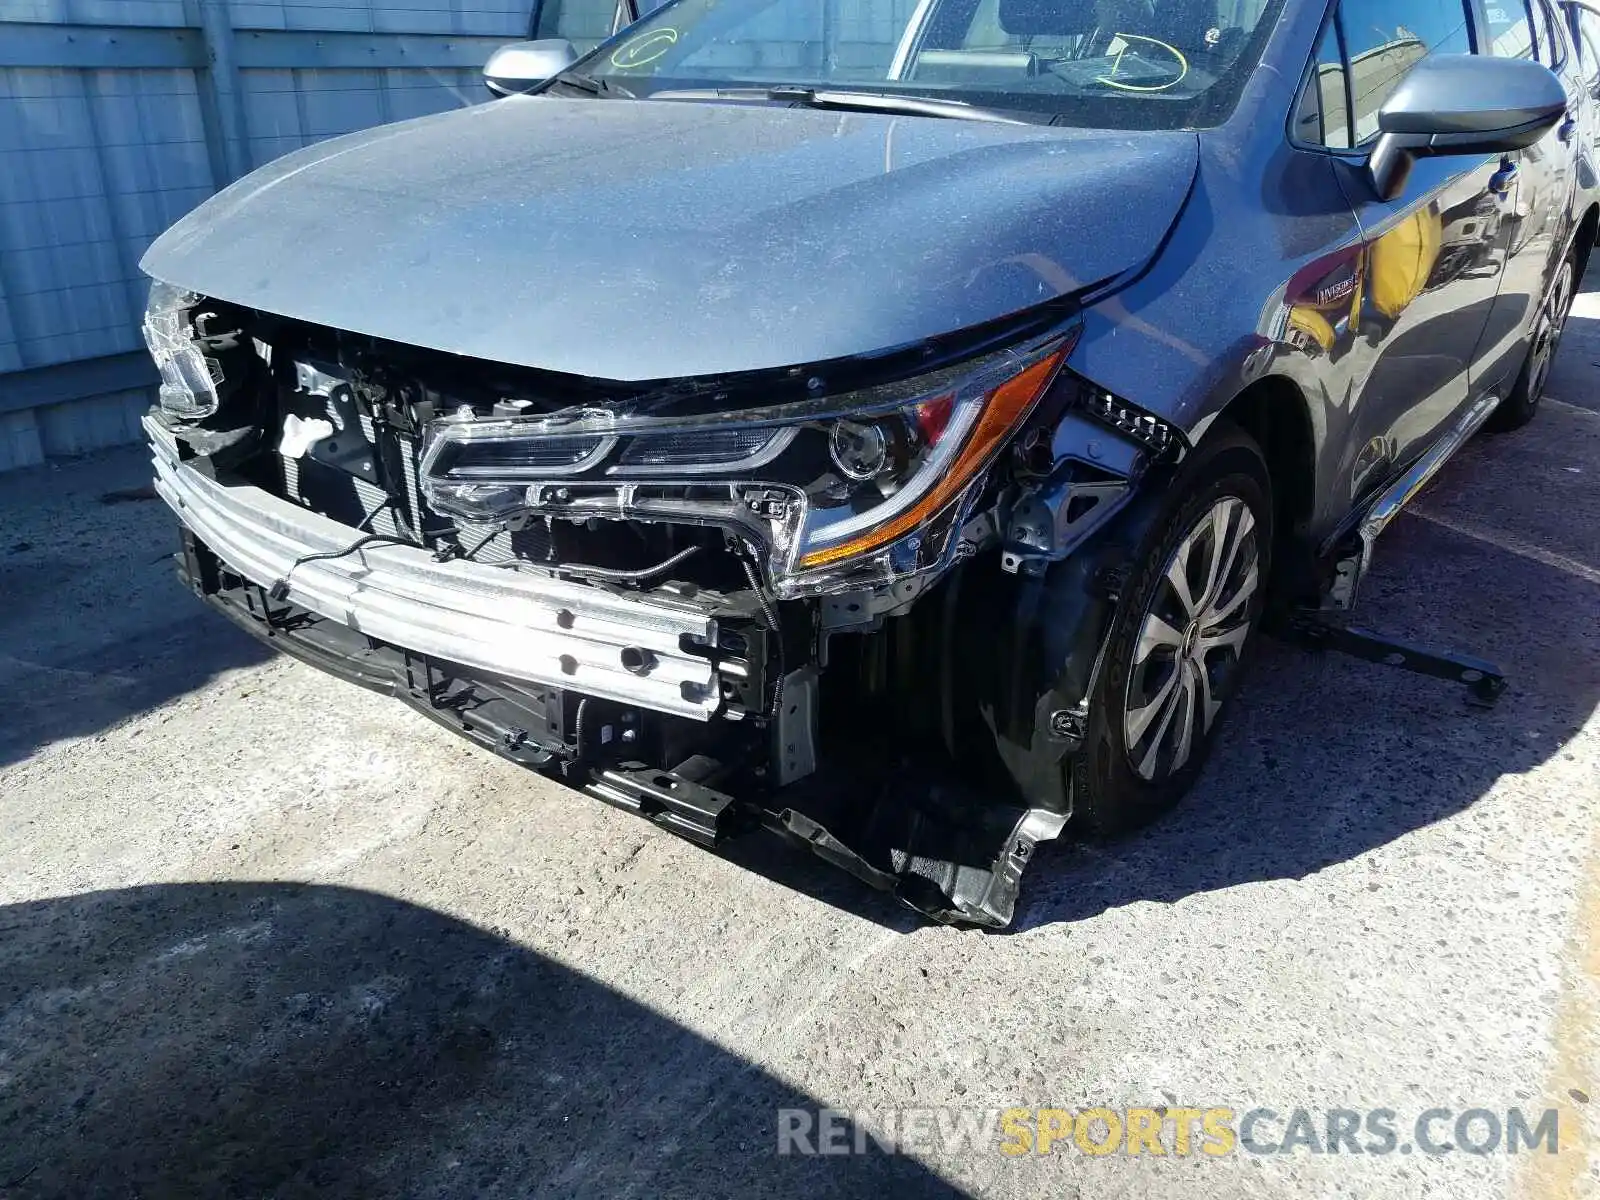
[
  {"left": 1471, "top": 0, "right": 1583, "bottom": 390},
  {"left": 1561, "top": 2, "right": 1600, "bottom": 157},
  {"left": 1566, "top": 1, "right": 1600, "bottom": 203},
  {"left": 1562, "top": 1, "right": 1600, "bottom": 121}
]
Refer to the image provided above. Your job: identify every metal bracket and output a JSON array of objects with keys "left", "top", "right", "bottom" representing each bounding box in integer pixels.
[
  {"left": 954, "top": 807, "right": 1071, "bottom": 928},
  {"left": 818, "top": 575, "right": 929, "bottom": 633},
  {"left": 1002, "top": 474, "right": 1132, "bottom": 577},
  {"left": 772, "top": 667, "right": 820, "bottom": 786},
  {"left": 759, "top": 798, "right": 1069, "bottom": 929},
  {"left": 586, "top": 759, "right": 739, "bottom": 847},
  {"left": 1276, "top": 612, "right": 1508, "bottom": 707},
  {"left": 1047, "top": 702, "right": 1089, "bottom": 747},
  {"left": 1324, "top": 546, "right": 1366, "bottom": 612}
]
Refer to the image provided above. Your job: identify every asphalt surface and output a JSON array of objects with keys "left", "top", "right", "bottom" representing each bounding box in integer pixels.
[{"left": 1, "top": 284, "right": 1597, "bottom": 1199}]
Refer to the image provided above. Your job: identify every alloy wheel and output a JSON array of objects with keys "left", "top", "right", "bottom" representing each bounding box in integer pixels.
[
  {"left": 1528, "top": 259, "right": 1576, "bottom": 405},
  {"left": 1123, "top": 496, "right": 1261, "bottom": 782}
]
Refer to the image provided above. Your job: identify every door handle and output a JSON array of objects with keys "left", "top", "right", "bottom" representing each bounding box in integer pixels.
[
  {"left": 1559, "top": 112, "right": 1579, "bottom": 142},
  {"left": 1489, "top": 159, "right": 1520, "bottom": 195}
]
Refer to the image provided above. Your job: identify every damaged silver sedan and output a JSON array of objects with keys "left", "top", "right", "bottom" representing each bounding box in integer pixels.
[{"left": 139, "top": 0, "right": 1590, "bottom": 924}]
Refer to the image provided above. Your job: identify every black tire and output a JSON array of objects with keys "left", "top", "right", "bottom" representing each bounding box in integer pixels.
[
  {"left": 1487, "top": 245, "right": 1579, "bottom": 433},
  {"left": 1072, "top": 425, "right": 1273, "bottom": 837}
]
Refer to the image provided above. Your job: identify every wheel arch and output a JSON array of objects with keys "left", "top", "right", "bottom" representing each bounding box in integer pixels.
[
  {"left": 1203, "top": 374, "right": 1320, "bottom": 604},
  {"left": 1575, "top": 204, "right": 1599, "bottom": 280}
]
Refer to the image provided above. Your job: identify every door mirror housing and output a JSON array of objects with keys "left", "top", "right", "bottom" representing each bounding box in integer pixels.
[
  {"left": 484, "top": 39, "right": 579, "bottom": 96},
  {"left": 1368, "top": 54, "right": 1568, "bottom": 200}
]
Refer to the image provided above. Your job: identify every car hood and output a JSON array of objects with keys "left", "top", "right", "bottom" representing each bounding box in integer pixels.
[{"left": 142, "top": 96, "right": 1198, "bottom": 381}]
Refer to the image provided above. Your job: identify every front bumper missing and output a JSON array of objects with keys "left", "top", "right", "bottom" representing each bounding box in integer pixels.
[
  {"left": 153, "top": 420, "right": 1069, "bottom": 929},
  {"left": 174, "top": 526, "right": 1066, "bottom": 929},
  {"left": 147, "top": 415, "right": 739, "bottom": 722}
]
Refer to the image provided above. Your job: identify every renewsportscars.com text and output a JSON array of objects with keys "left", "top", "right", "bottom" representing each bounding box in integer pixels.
[{"left": 776, "top": 1106, "right": 1561, "bottom": 1158}]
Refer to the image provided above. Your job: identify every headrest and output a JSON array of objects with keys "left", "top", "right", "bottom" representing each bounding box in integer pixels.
[
  {"left": 997, "top": 0, "right": 1100, "bottom": 38},
  {"left": 1154, "top": 0, "right": 1218, "bottom": 46}
]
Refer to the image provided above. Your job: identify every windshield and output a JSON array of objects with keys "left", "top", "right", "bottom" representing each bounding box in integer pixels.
[{"left": 562, "top": 0, "right": 1285, "bottom": 129}]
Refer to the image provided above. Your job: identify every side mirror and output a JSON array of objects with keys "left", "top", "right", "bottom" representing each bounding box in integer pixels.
[
  {"left": 484, "top": 39, "right": 579, "bottom": 96},
  {"left": 1369, "top": 54, "right": 1568, "bottom": 200}
]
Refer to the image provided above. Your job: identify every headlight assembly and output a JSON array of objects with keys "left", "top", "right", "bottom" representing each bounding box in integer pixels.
[
  {"left": 420, "top": 334, "right": 1072, "bottom": 597},
  {"left": 142, "top": 280, "right": 224, "bottom": 422}
]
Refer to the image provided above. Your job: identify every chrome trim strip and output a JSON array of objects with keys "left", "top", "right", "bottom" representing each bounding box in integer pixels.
[
  {"left": 1360, "top": 392, "right": 1501, "bottom": 546},
  {"left": 888, "top": 0, "right": 938, "bottom": 79},
  {"left": 1329, "top": 392, "right": 1503, "bottom": 610},
  {"left": 146, "top": 415, "right": 729, "bottom": 720}
]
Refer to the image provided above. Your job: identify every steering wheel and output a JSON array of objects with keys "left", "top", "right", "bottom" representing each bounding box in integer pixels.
[{"left": 1094, "top": 32, "right": 1189, "bottom": 92}]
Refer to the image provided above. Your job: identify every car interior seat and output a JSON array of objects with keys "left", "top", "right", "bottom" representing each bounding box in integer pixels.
[{"left": 910, "top": 0, "right": 1099, "bottom": 82}]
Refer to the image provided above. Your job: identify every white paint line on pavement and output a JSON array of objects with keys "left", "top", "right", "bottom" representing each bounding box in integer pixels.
[
  {"left": 1545, "top": 397, "right": 1600, "bottom": 417},
  {"left": 1409, "top": 508, "right": 1600, "bottom": 586}
]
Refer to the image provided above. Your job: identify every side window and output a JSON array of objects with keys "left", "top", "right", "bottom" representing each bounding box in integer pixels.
[
  {"left": 1295, "top": 19, "right": 1352, "bottom": 149},
  {"left": 1538, "top": 0, "right": 1571, "bottom": 67},
  {"left": 1481, "top": 1, "right": 1538, "bottom": 58},
  {"left": 1583, "top": 10, "right": 1600, "bottom": 87},
  {"left": 534, "top": 0, "right": 628, "bottom": 54},
  {"left": 1339, "top": 0, "right": 1473, "bottom": 144}
]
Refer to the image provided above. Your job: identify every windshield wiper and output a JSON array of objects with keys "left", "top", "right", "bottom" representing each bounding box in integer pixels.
[
  {"left": 548, "top": 71, "right": 635, "bottom": 98},
  {"left": 648, "top": 86, "right": 1032, "bottom": 125}
]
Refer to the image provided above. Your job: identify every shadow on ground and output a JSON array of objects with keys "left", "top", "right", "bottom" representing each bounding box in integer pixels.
[
  {"left": 0, "top": 446, "right": 271, "bottom": 768},
  {"left": 0, "top": 882, "right": 963, "bottom": 1199}
]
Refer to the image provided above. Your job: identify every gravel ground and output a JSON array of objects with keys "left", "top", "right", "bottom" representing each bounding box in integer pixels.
[{"left": 1, "top": 288, "right": 1597, "bottom": 1198}]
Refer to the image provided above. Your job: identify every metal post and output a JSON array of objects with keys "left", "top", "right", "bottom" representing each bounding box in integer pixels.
[
  {"left": 0, "top": 248, "right": 24, "bottom": 373},
  {"left": 78, "top": 72, "right": 152, "bottom": 336},
  {"left": 190, "top": 0, "right": 252, "bottom": 184}
]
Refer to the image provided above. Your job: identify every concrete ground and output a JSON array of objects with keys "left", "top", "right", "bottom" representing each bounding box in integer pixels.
[{"left": 1, "top": 295, "right": 1597, "bottom": 1200}]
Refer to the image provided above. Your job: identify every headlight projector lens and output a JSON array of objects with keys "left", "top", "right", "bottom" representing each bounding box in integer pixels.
[{"left": 829, "top": 420, "right": 889, "bottom": 481}]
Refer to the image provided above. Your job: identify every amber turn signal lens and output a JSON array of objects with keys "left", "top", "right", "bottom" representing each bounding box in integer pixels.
[{"left": 798, "top": 349, "right": 1067, "bottom": 570}]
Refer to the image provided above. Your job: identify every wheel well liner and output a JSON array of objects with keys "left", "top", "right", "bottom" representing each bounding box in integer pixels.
[
  {"left": 1209, "top": 376, "right": 1317, "bottom": 601},
  {"left": 1576, "top": 204, "right": 1599, "bottom": 278},
  {"left": 1213, "top": 377, "right": 1314, "bottom": 532}
]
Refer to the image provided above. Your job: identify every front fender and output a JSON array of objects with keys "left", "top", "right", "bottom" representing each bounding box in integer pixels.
[{"left": 956, "top": 464, "right": 1178, "bottom": 814}]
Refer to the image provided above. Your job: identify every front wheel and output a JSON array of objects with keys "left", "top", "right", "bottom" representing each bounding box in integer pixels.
[{"left": 1072, "top": 426, "right": 1273, "bottom": 837}]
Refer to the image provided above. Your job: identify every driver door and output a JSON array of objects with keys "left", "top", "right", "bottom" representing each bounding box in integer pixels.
[{"left": 1307, "top": 0, "right": 1514, "bottom": 501}]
